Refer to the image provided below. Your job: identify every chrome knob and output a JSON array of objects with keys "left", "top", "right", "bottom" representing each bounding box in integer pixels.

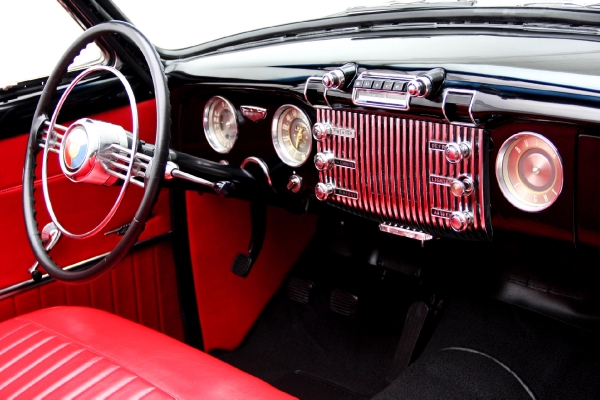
[
  {"left": 312, "top": 123, "right": 332, "bottom": 141},
  {"left": 322, "top": 70, "right": 345, "bottom": 89},
  {"left": 314, "top": 152, "right": 335, "bottom": 171},
  {"left": 444, "top": 142, "right": 471, "bottom": 163},
  {"left": 315, "top": 182, "right": 335, "bottom": 201},
  {"left": 450, "top": 175, "right": 474, "bottom": 197},
  {"left": 407, "top": 76, "right": 432, "bottom": 97},
  {"left": 287, "top": 175, "right": 303, "bottom": 193},
  {"left": 450, "top": 211, "right": 473, "bottom": 233}
]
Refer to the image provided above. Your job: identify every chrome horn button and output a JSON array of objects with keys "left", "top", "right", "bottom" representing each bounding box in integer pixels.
[
  {"left": 59, "top": 118, "right": 129, "bottom": 186},
  {"left": 62, "top": 125, "right": 88, "bottom": 171}
]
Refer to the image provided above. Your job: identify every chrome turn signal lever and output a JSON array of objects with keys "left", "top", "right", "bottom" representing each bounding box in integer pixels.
[
  {"left": 29, "top": 222, "right": 61, "bottom": 282},
  {"left": 164, "top": 161, "right": 234, "bottom": 197}
]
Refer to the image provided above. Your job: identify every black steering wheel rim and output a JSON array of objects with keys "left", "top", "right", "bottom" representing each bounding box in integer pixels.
[{"left": 23, "top": 21, "right": 170, "bottom": 283}]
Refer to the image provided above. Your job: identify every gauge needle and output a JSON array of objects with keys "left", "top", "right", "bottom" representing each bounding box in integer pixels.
[{"left": 295, "top": 128, "right": 304, "bottom": 150}]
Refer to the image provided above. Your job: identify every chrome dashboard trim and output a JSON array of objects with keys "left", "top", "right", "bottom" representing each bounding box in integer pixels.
[
  {"left": 379, "top": 224, "right": 433, "bottom": 241},
  {"left": 304, "top": 76, "right": 323, "bottom": 108},
  {"left": 351, "top": 71, "right": 415, "bottom": 111},
  {"left": 315, "top": 109, "right": 490, "bottom": 239},
  {"left": 241, "top": 156, "right": 273, "bottom": 188},
  {"left": 442, "top": 88, "right": 478, "bottom": 127}
]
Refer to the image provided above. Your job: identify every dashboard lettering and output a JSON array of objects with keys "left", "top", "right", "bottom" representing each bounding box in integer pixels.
[
  {"left": 334, "top": 159, "right": 356, "bottom": 169},
  {"left": 431, "top": 208, "right": 453, "bottom": 219},
  {"left": 429, "top": 174, "right": 453, "bottom": 187},
  {"left": 334, "top": 188, "right": 358, "bottom": 199},
  {"left": 429, "top": 141, "right": 447, "bottom": 151}
]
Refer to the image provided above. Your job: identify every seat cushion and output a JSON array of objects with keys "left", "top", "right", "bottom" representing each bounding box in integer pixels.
[{"left": 0, "top": 306, "right": 294, "bottom": 399}]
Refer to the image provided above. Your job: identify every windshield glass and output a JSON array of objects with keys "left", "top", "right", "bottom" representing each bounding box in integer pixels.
[{"left": 111, "top": 0, "right": 569, "bottom": 50}]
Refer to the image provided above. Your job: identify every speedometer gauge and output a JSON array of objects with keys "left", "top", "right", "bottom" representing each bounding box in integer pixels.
[
  {"left": 272, "top": 105, "right": 312, "bottom": 167},
  {"left": 203, "top": 96, "right": 238, "bottom": 153},
  {"left": 496, "top": 132, "right": 563, "bottom": 212}
]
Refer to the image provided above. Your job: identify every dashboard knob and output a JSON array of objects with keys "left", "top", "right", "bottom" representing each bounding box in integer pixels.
[
  {"left": 407, "top": 76, "right": 432, "bottom": 97},
  {"left": 312, "top": 123, "right": 332, "bottom": 141},
  {"left": 322, "top": 70, "right": 345, "bottom": 89},
  {"left": 286, "top": 175, "right": 303, "bottom": 193},
  {"left": 314, "top": 152, "right": 335, "bottom": 171},
  {"left": 315, "top": 182, "right": 335, "bottom": 201},
  {"left": 450, "top": 175, "right": 474, "bottom": 197},
  {"left": 321, "top": 63, "right": 357, "bottom": 90},
  {"left": 444, "top": 142, "right": 471, "bottom": 163},
  {"left": 450, "top": 211, "right": 473, "bottom": 233}
]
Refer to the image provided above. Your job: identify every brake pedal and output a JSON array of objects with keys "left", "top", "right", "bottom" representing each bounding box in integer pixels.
[{"left": 286, "top": 277, "right": 314, "bottom": 304}]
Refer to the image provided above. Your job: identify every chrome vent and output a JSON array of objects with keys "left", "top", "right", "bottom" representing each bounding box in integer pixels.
[{"left": 315, "top": 109, "right": 491, "bottom": 240}]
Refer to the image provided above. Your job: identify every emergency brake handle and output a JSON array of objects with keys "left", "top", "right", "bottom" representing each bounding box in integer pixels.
[{"left": 229, "top": 157, "right": 272, "bottom": 278}]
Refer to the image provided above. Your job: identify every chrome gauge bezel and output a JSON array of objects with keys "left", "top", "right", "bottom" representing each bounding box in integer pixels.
[
  {"left": 271, "top": 104, "right": 312, "bottom": 167},
  {"left": 495, "top": 132, "right": 564, "bottom": 212},
  {"left": 202, "top": 96, "right": 238, "bottom": 154}
]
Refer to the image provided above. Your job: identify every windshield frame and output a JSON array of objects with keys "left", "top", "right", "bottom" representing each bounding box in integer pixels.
[{"left": 68, "top": 0, "right": 600, "bottom": 61}]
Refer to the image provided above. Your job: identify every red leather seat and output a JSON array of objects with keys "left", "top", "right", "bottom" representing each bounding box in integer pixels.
[{"left": 0, "top": 307, "right": 294, "bottom": 399}]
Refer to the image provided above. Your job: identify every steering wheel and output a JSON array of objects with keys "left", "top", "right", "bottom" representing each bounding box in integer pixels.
[{"left": 23, "top": 21, "right": 170, "bottom": 283}]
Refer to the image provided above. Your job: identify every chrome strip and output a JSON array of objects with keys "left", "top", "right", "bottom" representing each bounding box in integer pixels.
[
  {"left": 376, "top": 115, "right": 385, "bottom": 219},
  {"left": 442, "top": 89, "right": 478, "bottom": 127},
  {"left": 422, "top": 122, "right": 431, "bottom": 226},
  {"left": 383, "top": 117, "right": 392, "bottom": 219},
  {"left": 380, "top": 224, "right": 433, "bottom": 241},
  {"left": 478, "top": 129, "right": 487, "bottom": 233},
  {"left": 0, "top": 253, "right": 107, "bottom": 300},
  {"left": 318, "top": 110, "right": 488, "bottom": 239},
  {"left": 303, "top": 76, "right": 323, "bottom": 108}
]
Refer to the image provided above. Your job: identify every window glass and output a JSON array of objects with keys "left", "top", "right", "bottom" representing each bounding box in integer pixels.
[{"left": 0, "top": 1, "right": 104, "bottom": 89}]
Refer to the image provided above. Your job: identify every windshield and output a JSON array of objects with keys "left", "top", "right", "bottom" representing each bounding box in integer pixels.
[{"left": 111, "top": 0, "right": 584, "bottom": 50}]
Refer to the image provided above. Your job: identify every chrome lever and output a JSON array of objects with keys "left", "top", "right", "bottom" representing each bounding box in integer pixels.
[
  {"left": 164, "top": 161, "right": 235, "bottom": 197},
  {"left": 29, "top": 222, "right": 61, "bottom": 282}
]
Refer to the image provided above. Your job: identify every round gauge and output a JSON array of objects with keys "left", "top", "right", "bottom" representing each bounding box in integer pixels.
[
  {"left": 272, "top": 105, "right": 312, "bottom": 167},
  {"left": 203, "top": 96, "right": 238, "bottom": 153},
  {"left": 496, "top": 132, "right": 563, "bottom": 212}
]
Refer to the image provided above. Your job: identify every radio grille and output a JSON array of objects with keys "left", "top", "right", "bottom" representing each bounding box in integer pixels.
[{"left": 316, "top": 109, "right": 490, "bottom": 240}]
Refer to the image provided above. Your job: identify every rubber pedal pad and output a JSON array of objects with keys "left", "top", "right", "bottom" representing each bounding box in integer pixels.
[
  {"left": 330, "top": 288, "right": 358, "bottom": 315},
  {"left": 286, "top": 277, "right": 315, "bottom": 304}
]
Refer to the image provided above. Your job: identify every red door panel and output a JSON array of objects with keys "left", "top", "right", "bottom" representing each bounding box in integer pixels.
[
  {"left": 0, "top": 240, "right": 184, "bottom": 341},
  {"left": 0, "top": 99, "right": 172, "bottom": 289}
]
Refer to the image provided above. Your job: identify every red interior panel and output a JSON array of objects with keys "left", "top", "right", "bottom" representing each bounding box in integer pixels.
[
  {"left": 186, "top": 192, "right": 317, "bottom": 352},
  {"left": 0, "top": 99, "right": 172, "bottom": 289},
  {"left": 0, "top": 240, "right": 184, "bottom": 341}
]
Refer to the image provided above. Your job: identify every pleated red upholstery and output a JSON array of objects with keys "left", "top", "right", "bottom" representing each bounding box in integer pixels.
[
  {"left": 0, "top": 241, "right": 184, "bottom": 342},
  {"left": 0, "top": 307, "right": 295, "bottom": 399}
]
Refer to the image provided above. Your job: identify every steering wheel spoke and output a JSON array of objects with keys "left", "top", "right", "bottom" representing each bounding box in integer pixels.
[
  {"left": 38, "top": 121, "right": 67, "bottom": 154},
  {"left": 99, "top": 143, "right": 151, "bottom": 188}
]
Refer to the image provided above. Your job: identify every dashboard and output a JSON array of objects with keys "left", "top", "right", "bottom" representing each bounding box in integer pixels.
[{"left": 166, "top": 31, "right": 600, "bottom": 250}]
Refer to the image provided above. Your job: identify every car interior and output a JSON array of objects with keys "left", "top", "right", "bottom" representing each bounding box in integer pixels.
[{"left": 1, "top": 0, "right": 600, "bottom": 399}]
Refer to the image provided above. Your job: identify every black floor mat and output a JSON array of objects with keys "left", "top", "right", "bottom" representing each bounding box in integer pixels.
[
  {"left": 211, "top": 252, "right": 414, "bottom": 397},
  {"left": 375, "top": 298, "right": 600, "bottom": 400},
  {"left": 274, "top": 371, "right": 370, "bottom": 400}
]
